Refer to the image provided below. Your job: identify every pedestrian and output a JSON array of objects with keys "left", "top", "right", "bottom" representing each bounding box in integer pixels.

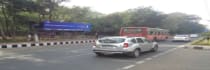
[
  {"left": 95, "top": 32, "right": 98, "bottom": 39},
  {"left": 27, "top": 34, "right": 32, "bottom": 41}
]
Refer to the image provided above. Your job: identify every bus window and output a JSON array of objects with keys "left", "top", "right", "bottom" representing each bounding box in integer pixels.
[
  {"left": 149, "top": 31, "right": 153, "bottom": 35},
  {"left": 123, "top": 28, "right": 141, "bottom": 33},
  {"left": 155, "top": 32, "right": 158, "bottom": 35},
  {"left": 120, "top": 27, "right": 169, "bottom": 41},
  {"left": 153, "top": 32, "right": 156, "bottom": 35}
]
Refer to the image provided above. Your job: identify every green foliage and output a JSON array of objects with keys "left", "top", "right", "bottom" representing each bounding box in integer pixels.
[
  {"left": 161, "top": 13, "right": 205, "bottom": 34},
  {"left": 128, "top": 7, "right": 164, "bottom": 27},
  {"left": 192, "top": 39, "right": 210, "bottom": 46},
  {"left": 91, "top": 7, "right": 205, "bottom": 35},
  {"left": 0, "top": 0, "right": 69, "bottom": 40},
  {"left": 202, "top": 32, "right": 210, "bottom": 36},
  {"left": 0, "top": 0, "right": 207, "bottom": 40}
]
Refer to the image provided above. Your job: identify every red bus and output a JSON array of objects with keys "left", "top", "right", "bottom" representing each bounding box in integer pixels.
[{"left": 119, "top": 27, "right": 169, "bottom": 41}]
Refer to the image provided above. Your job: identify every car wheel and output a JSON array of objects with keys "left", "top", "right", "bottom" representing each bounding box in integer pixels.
[
  {"left": 130, "top": 49, "right": 140, "bottom": 58},
  {"left": 95, "top": 52, "right": 104, "bottom": 56},
  {"left": 151, "top": 45, "right": 158, "bottom": 52}
]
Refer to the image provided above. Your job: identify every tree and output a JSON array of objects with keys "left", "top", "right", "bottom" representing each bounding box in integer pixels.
[
  {"left": 0, "top": 0, "right": 70, "bottom": 40},
  {"left": 0, "top": 0, "right": 28, "bottom": 39},
  {"left": 0, "top": 0, "right": 206, "bottom": 41},
  {"left": 128, "top": 7, "right": 165, "bottom": 27},
  {"left": 161, "top": 12, "right": 205, "bottom": 34},
  {"left": 90, "top": 7, "right": 206, "bottom": 35},
  {"left": 33, "top": 0, "right": 70, "bottom": 21},
  {"left": 92, "top": 13, "right": 123, "bottom": 35}
]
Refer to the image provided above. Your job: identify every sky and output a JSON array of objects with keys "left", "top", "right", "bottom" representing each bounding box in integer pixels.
[{"left": 61, "top": 0, "right": 210, "bottom": 29}]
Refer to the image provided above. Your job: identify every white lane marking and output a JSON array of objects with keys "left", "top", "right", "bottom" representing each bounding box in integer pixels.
[
  {"left": 110, "top": 59, "right": 136, "bottom": 63},
  {"left": 156, "top": 53, "right": 165, "bottom": 56},
  {"left": 73, "top": 53, "right": 93, "bottom": 57},
  {"left": 15, "top": 55, "right": 44, "bottom": 62},
  {"left": 159, "top": 44, "right": 179, "bottom": 47},
  {"left": 164, "top": 47, "right": 179, "bottom": 54},
  {"left": 66, "top": 48, "right": 91, "bottom": 54},
  {"left": 3, "top": 56, "right": 16, "bottom": 59},
  {"left": 0, "top": 54, "right": 45, "bottom": 62},
  {"left": 145, "top": 57, "right": 152, "bottom": 61},
  {"left": 71, "top": 50, "right": 79, "bottom": 53},
  {"left": 64, "top": 53, "right": 94, "bottom": 59},
  {"left": 151, "top": 45, "right": 184, "bottom": 58},
  {"left": 0, "top": 51, "right": 4, "bottom": 56},
  {"left": 122, "top": 64, "right": 136, "bottom": 70},
  {"left": 0, "top": 49, "right": 45, "bottom": 62},
  {"left": 152, "top": 54, "right": 159, "bottom": 58},
  {"left": 178, "top": 45, "right": 185, "bottom": 48},
  {"left": 118, "top": 45, "right": 185, "bottom": 70},
  {"left": 136, "top": 60, "right": 145, "bottom": 64}
]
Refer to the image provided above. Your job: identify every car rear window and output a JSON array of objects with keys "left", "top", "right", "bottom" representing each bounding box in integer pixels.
[{"left": 98, "top": 38, "right": 125, "bottom": 43}]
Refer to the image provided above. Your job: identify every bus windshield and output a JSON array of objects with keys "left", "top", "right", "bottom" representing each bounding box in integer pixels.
[{"left": 123, "top": 28, "right": 141, "bottom": 34}]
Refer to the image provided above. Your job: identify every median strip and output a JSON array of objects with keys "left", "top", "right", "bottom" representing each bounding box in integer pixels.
[
  {"left": 184, "top": 37, "right": 210, "bottom": 50},
  {"left": 0, "top": 40, "right": 95, "bottom": 48}
]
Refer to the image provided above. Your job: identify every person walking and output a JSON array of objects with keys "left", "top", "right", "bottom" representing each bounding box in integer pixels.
[{"left": 95, "top": 32, "right": 98, "bottom": 39}]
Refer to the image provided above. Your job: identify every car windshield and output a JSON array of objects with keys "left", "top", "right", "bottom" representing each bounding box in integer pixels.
[{"left": 98, "top": 38, "right": 125, "bottom": 43}]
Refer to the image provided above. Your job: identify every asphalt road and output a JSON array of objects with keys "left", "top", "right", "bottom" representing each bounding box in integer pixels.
[
  {"left": 124, "top": 48, "right": 210, "bottom": 70},
  {"left": 0, "top": 38, "right": 209, "bottom": 70}
]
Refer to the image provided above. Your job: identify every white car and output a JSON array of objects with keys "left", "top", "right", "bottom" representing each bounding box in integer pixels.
[
  {"left": 93, "top": 36, "right": 158, "bottom": 58},
  {"left": 190, "top": 34, "right": 199, "bottom": 38},
  {"left": 172, "top": 35, "right": 191, "bottom": 42}
]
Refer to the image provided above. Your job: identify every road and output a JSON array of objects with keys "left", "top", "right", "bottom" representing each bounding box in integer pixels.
[{"left": 0, "top": 39, "right": 209, "bottom": 70}]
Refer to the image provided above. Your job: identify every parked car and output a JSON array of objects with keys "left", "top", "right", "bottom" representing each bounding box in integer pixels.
[
  {"left": 190, "top": 34, "right": 199, "bottom": 38},
  {"left": 172, "top": 35, "right": 191, "bottom": 42},
  {"left": 92, "top": 36, "right": 158, "bottom": 58}
]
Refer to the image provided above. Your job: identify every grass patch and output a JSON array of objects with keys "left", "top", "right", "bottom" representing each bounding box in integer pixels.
[
  {"left": 192, "top": 38, "right": 210, "bottom": 46},
  {"left": 0, "top": 35, "right": 95, "bottom": 43},
  {"left": 0, "top": 36, "right": 28, "bottom": 43},
  {"left": 0, "top": 39, "right": 27, "bottom": 43}
]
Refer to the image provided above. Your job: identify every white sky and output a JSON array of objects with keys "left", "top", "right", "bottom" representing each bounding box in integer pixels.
[{"left": 61, "top": 0, "right": 210, "bottom": 29}]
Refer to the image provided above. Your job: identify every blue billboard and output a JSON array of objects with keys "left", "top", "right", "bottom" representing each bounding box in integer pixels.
[{"left": 42, "top": 21, "right": 91, "bottom": 32}]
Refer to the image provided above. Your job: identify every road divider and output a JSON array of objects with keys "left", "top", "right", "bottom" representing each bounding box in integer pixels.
[
  {"left": 184, "top": 45, "right": 210, "bottom": 50},
  {"left": 183, "top": 37, "right": 210, "bottom": 50},
  {"left": 0, "top": 40, "right": 96, "bottom": 48}
]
